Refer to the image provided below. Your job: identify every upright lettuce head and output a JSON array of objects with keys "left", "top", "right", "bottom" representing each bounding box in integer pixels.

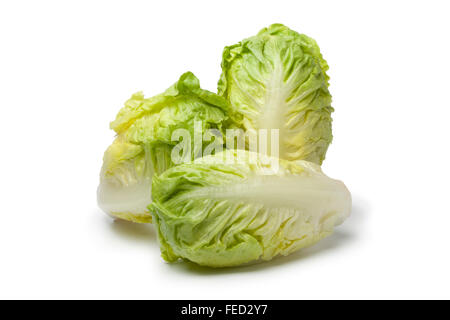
[
  {"left": 151, "top": 150, "right": 351, "bottom": 267},
  {"left": 218, "top": 24, "right": 333, "bottom": 164},
  {"left": 98, "top": 72, "right": 228, "bottom": 223}
]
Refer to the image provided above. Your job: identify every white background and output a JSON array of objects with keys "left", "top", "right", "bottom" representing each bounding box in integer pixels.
[{"left": 1, "top": 0, "right": 449, "bottom": 299}]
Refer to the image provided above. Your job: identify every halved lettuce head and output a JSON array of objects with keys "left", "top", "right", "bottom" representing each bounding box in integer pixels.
[
  {"left": 98, "top": 72, "right": 228, "bottom": 223},
  {"left": 218, "top": 24, "right": 333, "bottom": 165},
  {"left": 150, "top": 149, "right": 351, "bottom": 267}
]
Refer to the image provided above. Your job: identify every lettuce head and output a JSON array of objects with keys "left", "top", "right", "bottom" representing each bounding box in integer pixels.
[
  {"left": 218, "top": 24, "right": 333, "bottom": 164},
  {"left": 150, "top": 150, "right": 351, "bottom": 267},
  {"left": 98, "top": 72, "right": 228, "bottom": 223}
]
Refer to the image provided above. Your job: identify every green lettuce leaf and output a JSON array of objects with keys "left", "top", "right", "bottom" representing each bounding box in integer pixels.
[
  {"left": 98, "top": 72, "right": 228, "bottom": 223},
  {"left": 218, "top": 24, "right": 333, "bottom": 164},
  {"left": 150, "top": 150, "right": 351, "bottom": 267}
]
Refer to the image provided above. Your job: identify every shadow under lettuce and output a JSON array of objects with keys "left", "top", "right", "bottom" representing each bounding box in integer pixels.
[{"left": 108, "top": 218, "right": 157, "bottom": 243}]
